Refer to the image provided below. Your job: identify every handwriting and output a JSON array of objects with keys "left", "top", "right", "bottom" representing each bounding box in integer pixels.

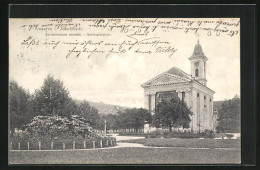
[{"left": 16, "top": 18, "right": 240, "bottom": 59}]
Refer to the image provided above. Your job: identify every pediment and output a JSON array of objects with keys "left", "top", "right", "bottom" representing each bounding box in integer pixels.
[{"left": 144, "top": 73, "right": 188, "bottom": 86}]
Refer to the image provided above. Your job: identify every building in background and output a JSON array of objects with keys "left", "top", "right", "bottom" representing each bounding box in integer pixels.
[{"left": 142, "top": 40, "right": 215, "bottom": 133}]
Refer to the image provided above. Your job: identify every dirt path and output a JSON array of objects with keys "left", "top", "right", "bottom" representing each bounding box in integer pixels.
[{"left": 111, "top": 133, "right": 145, "bottom": 141}]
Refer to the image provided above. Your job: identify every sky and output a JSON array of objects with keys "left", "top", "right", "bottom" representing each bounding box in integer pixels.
[{"left": 9, "top": 18, "right": 240, "bottom": 108}]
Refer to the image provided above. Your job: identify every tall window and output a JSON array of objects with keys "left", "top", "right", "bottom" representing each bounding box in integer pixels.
[
  {"left": 195, "top": 69, "right": 199, "bottom": 77},
  {"left": 181, "top": 92, "right": 185, "bottom": 101},
  {"left": 204, "top": 96, "right": 207, "bottom": 107}
]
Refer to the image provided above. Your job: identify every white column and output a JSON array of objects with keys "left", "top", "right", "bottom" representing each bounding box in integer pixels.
[
  {"left": 150, "top": 93, "right": 156, "bottom": 115},
  {"left": 144, "top": 93, "right": 149, "bottom": 110}
]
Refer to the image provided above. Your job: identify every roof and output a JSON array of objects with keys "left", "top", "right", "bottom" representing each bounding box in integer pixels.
[
  {"left": 166, "top": 67, "right": 191, "bottom": 79},
  {"left": 141, "top": 67, "right": 191, "bottom": 87},
  {"left": 189, "top": 40, "right": 208, "bottom": 60}
]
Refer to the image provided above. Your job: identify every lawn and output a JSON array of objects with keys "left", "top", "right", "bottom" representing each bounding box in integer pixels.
[
  {"left": 9, "top": 147, "right": 240, "bottom": 164},
  {"left": 119, "top": 138, "right": 240, "bottom": 149}
]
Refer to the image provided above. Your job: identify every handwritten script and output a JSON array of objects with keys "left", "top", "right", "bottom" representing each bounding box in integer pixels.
[{"left": 16, "top": 18, "right": 240, "bottom": 59}]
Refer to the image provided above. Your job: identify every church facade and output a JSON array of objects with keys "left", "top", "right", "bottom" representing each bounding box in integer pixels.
[{"left": 141, "top": 40, "right": 215, "bottom": 133}]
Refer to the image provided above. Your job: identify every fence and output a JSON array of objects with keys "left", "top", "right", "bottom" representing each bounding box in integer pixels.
[
  {"left": 94, "top": 129, "right": 145, "bottom": 134},
  {"left": 10, "top": 138, "right": 117, "bottom": 151}
]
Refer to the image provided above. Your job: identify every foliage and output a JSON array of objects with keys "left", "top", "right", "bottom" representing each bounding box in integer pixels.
[
  {"left": 216, "top": 96, "right": 240, "bottom": 133},
  {"left": 32, "top": 74, "right": 72, "bottom": 117},
  {"left": 24, "top": 115, "right": 95, "bottom": 140},
  {"left": 9, "top": 75, "right": 155, "bottom": 136},
  {"left": 144, "top": 130, "right": 215, "bottom": 139},
  {"left": 9, "top": 80, "right": 33, "bottom": 134},
  {"left": 115, "top": 108, "right": 152, "bottom": 132},
  {"left": 153, "top": 96, "right": 192, "bottom": 131},
  {"left": 78, "top": 101, "right": 103, "bottom": 129},
  {"left": 103, "top": 113, "right": 118, "bottom": 131}
]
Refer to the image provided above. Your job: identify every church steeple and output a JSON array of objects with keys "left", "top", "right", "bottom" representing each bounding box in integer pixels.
[{"left": 189, "top": 37, "right": 208, "bottom": 86}]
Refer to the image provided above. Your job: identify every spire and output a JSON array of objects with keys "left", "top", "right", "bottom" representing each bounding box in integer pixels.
[
  {"left": 188, "top": 36, "right": 208, "bottom": 60},
  {"left": 197, "top": 33, "right": 200, "bottom": 44}
]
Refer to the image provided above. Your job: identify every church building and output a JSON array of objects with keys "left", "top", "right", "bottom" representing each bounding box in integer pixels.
[{"left": 141, "top": 40, "right": 215, "bottom": 133}]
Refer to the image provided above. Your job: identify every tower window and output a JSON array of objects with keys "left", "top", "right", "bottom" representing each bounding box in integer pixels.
[
  {"left": 195, "top": 69, "right": 199, "bottom": 77},
  {"left": 204, "top": 96, "right": 206, "bottom": 100},
  {"left": 197, "top": 93, "right": 200, "bottom": 98}
]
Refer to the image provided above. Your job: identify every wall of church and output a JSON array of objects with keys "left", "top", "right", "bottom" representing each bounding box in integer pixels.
[
  {"left": 143, "top": 82, "right": 214, "bottom": 133},
  {"left": 207, "top": 96, "right": 214, "bottom": 130},
  {"left": 190, "top": 88, "right": 197, "bottom": 132},
  {"left": 189, "top": 86, "right": 215, "bottom": 133}
]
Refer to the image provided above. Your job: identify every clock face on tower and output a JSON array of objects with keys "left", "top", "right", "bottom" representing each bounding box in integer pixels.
[{"left": 194, "top": 61, "right": 200, "bottom": 67}]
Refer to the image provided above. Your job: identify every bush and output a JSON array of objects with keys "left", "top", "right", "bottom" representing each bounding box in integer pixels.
[{"left": 144, "top": 130, "right": 215, "bottom": 139}]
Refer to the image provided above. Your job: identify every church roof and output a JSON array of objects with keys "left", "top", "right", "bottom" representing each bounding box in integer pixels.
[
  {"left": 141, "top": 67, "right": 191, "bottom": 87},
  {"left": 166, "top": 67, "right": 191, "bottom": 79},
  {"left": 189, "top": 40, "right": 208, "bottom": 60}
]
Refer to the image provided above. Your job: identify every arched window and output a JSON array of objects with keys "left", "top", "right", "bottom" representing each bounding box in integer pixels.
[{"left": 195, "top": 69, "right": 199, "bottom": 77}]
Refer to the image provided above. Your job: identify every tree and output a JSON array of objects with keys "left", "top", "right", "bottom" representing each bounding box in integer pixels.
[
  {"left": 78, "top": 101, "right": 102, "bottom": 129},
  {"left": 103, "top": 113, "right": 118, "bottom": 131},
  {"left": 115, "top": 110, "right": 129, "bottom": 131},
  {"left": 9, "top": 80, "right": 33, "bottom": 135},
  {"left": 115, "top": 108, "right": 151, "bottom": 132},
  {"left": 153, "top": 95, "right": 192, "bottom": 132},
  {"left": 32, "top": 74, "right": 71, "bottom": 117},
  {"left": 216, "top": 95, "right": 240, "bottom": 133},
  {"left": 127, "top": 108, "right": 151, "bottom": 132}
]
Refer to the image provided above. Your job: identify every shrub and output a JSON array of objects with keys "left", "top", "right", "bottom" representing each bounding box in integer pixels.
[{"left": 144, "top": 130, "right": 215, "bottom": 139}]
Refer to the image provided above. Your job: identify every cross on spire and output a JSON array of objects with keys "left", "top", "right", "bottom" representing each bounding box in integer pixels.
[{"left": 197, "top": 33, "right": 200, "bottom": 44}]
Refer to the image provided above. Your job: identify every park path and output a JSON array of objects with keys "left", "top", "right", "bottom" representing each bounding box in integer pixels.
[
  {"left": 111, "top": 133, "right": 145, "bottom": 142},
  {"left": 110, "top": 133, "right": 147, "bottom": 148}
]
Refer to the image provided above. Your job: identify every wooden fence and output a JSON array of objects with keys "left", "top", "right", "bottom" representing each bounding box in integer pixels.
[{"left": 10, "top": 139, "right": 117, "bottom": 151}]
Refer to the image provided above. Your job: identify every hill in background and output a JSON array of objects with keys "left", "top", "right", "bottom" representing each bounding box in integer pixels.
[
  {"left": 75, "top": 99, "right": 224, "bottom": 115},
  {"left": 74, "top": 99, "right": 130, "bottom": 115}
]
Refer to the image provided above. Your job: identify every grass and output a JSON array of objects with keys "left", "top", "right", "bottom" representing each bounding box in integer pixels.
[
  {"left": 119, "top": 138, "right": 240, "bottom": 149},
  {"left": 9, "top": 147, "right": 240, "bottom": 164}
]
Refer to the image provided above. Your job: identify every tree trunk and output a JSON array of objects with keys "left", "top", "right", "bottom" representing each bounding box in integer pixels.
[{"left": 169, "top": 125, "right": 172, "bottom": 132}]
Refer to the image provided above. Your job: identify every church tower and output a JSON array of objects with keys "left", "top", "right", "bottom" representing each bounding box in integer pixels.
[{"left": 189, "top": 38, "right": 208, "bottom": 86}]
